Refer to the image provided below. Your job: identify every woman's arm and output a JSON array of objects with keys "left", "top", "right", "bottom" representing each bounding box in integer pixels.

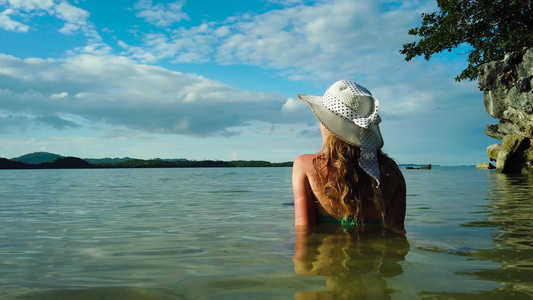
[
  {"left": 292, "top": 155, "right": 316, "bottom": 226},
  {"left": 387, "top": 163, "right": 406, "bottom": 234},
  {"left": 292, "top": 225, "right": 316, "bottom": 275}
]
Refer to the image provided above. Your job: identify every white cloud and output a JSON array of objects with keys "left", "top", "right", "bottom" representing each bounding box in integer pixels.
[
  {"left": 0, "top": 8, "right": 30, "bottom": 32},
  {"left": 125, "top": 0, "right": 433, "bottom": 84},
  {"left": 2, "top": 0, "right": 54, "bottom": 11},
  {"left": 118, "top": 42, "right": 158, "bottom": 63},
  {"left": 281, "top": 97, "right": 306, "bottom": 113},
  {"left": 66, "top": 42, "right": 113, "bottom": 56},
  {"left": 114, "top": 0, "right": 479, "bottom": 132},
  {"left": 58, "top": 22, "right": 79, "bottom": 34},
  {"left": 213, "top": 26, "right": 230, "bottom": 37},
  {"left": 0, "top": 0, "right": 93, "bottom": 36},
  {"left": 54, "top": 1, "right": 89, "bottom": 24},
  {"left": 118, "top": 41, "right": 158, "bottom": 63},
  {"left": 50, "top": 92, "right": 68, "bottom": 99},
  {"left": 0, "top": 53, "right": 290, "bottom": 137},
  {"left": 0, "top": 0, "right": 471, "bottom": 126},
  {"left": 133, "top": 0, "right": 189, "bottom": 27},
  {"left": 54, "top": 2, "right": 91, "bottom": 35}
]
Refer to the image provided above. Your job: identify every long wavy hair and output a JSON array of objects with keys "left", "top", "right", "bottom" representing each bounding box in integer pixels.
[{"left": 313, "top": 133, "right": 388, "bottom": 227}]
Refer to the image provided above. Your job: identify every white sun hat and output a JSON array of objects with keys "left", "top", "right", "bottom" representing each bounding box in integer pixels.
[{"left": 298, "top": 79, "right": 383, "bottom": 184}]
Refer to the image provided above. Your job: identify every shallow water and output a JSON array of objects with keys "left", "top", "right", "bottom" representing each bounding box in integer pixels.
[{"left": 0, "top": 167, "right": 531, "bottom": 299}]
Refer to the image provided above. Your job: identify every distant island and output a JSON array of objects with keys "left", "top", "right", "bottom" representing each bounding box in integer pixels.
[
  {"left": 0, "top": 152, "right": 293, "bottom": 169},
  {"left": 406, "top": 164, "right": 432, "bottom": 170}
]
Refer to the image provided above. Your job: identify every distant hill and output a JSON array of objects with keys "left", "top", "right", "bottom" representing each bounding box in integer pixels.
[
  {"left": 1, "top": 156, "right": 93, "bottom": 169},
  {"left": 9, "top": 152, "right": 190, "bottom": 166},
  {"left": 0, "top": 158, "right": 31, "bottom": 169},
  {"left": 43, "top": 157, "right": 93, "bottom": 169},
  {"left": 11, "top": 152, "right": 63, "bottom": 164},
  {"left": 3, "top": 152, "right": 292, "bottom": 169}
]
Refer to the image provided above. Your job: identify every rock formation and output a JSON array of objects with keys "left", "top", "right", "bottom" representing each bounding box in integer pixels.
[
  {"left": 476, "top": 162, "right": 495, "bottom": 170},
  {"left": 478, "top": 48, "right": 533, "bottom": 173}
]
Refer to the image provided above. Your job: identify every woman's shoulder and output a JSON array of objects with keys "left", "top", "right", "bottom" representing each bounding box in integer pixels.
[
  {"left": 379, "top": 154, "right": 406, "bottom": 193},
  {"left": 294, "top": 153, "right": 317, "bottom": 164},
  {"left": 380, "top": 154, "right": 403, "bottom": 175},
  {"left": 293, "top": 154, "right": 319, "bottom": 173}
]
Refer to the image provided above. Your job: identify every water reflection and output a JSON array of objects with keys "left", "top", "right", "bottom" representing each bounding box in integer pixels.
[
  {"left": 454, "top": 172, "right": 533, "bottom": 298},
  {"left": 293, "top": 226, "right": 409, "bottom": 299},
  {"left": 10, "top": 287, "right": 176, "bottom": 300}
]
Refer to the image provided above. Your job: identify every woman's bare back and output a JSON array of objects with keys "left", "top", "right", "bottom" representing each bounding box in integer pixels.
[{"left": 293, "top": 153, "right": 406, "bottom": 233}]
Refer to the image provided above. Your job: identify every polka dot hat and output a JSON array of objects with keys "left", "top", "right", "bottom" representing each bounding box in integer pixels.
[{"left": 297, "top": 79, "right": 383, "bottom": 185}]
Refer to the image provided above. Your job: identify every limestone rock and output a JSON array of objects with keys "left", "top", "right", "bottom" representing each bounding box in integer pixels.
[
  {"left": 479, "top": 48, "right": 533, "bottom": 140},
  {"left": 479, "top": 48, "right": 533, "bottom": 173},
  {"left": 487, "top": 144, "right": 501, "bottom": 161},
  {"left": 476, "top": 162, "right": 495, "bottom": 169},
  {"left": 496, "top": 135, "right": 532, "bottom": 173},
  {"left": 484, "top": 120, "right": 522, "bottom": 140}
]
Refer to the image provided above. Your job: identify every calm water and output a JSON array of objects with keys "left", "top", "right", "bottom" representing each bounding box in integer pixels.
[{"left": 0, "top": 166, "right": 531, "bottom": 299}]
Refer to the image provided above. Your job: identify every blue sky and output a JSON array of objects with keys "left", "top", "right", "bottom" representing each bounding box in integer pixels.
[{"left": 0, "top": 0, "right": 496, "bottom": 165}]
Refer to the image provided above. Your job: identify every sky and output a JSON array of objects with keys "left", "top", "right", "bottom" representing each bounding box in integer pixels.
[{"left": 0, "top": 0, "right": 497, "bottom": 165}]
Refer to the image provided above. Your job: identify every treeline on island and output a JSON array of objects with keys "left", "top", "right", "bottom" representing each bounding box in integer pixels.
[{"left": 0, "top": 153, "right": 293, "bottom": 170}]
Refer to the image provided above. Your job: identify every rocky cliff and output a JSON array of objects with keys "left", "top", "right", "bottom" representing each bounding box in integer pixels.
[{"left": 478, "top": 48, "right": 533, "bottom": 173}]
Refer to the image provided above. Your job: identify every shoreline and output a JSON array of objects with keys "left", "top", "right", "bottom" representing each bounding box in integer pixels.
[{"left": 0, "top": 156, "right": 293, "bottom": 170}]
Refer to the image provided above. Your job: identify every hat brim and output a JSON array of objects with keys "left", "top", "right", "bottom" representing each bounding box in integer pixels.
[{"left": 298, "top": 94, "right": 384, "bottom": 149}]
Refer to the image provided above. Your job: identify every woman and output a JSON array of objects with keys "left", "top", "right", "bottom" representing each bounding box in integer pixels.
[{"left": 292, "top": 80, "right": 406, "bottom": 233}]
